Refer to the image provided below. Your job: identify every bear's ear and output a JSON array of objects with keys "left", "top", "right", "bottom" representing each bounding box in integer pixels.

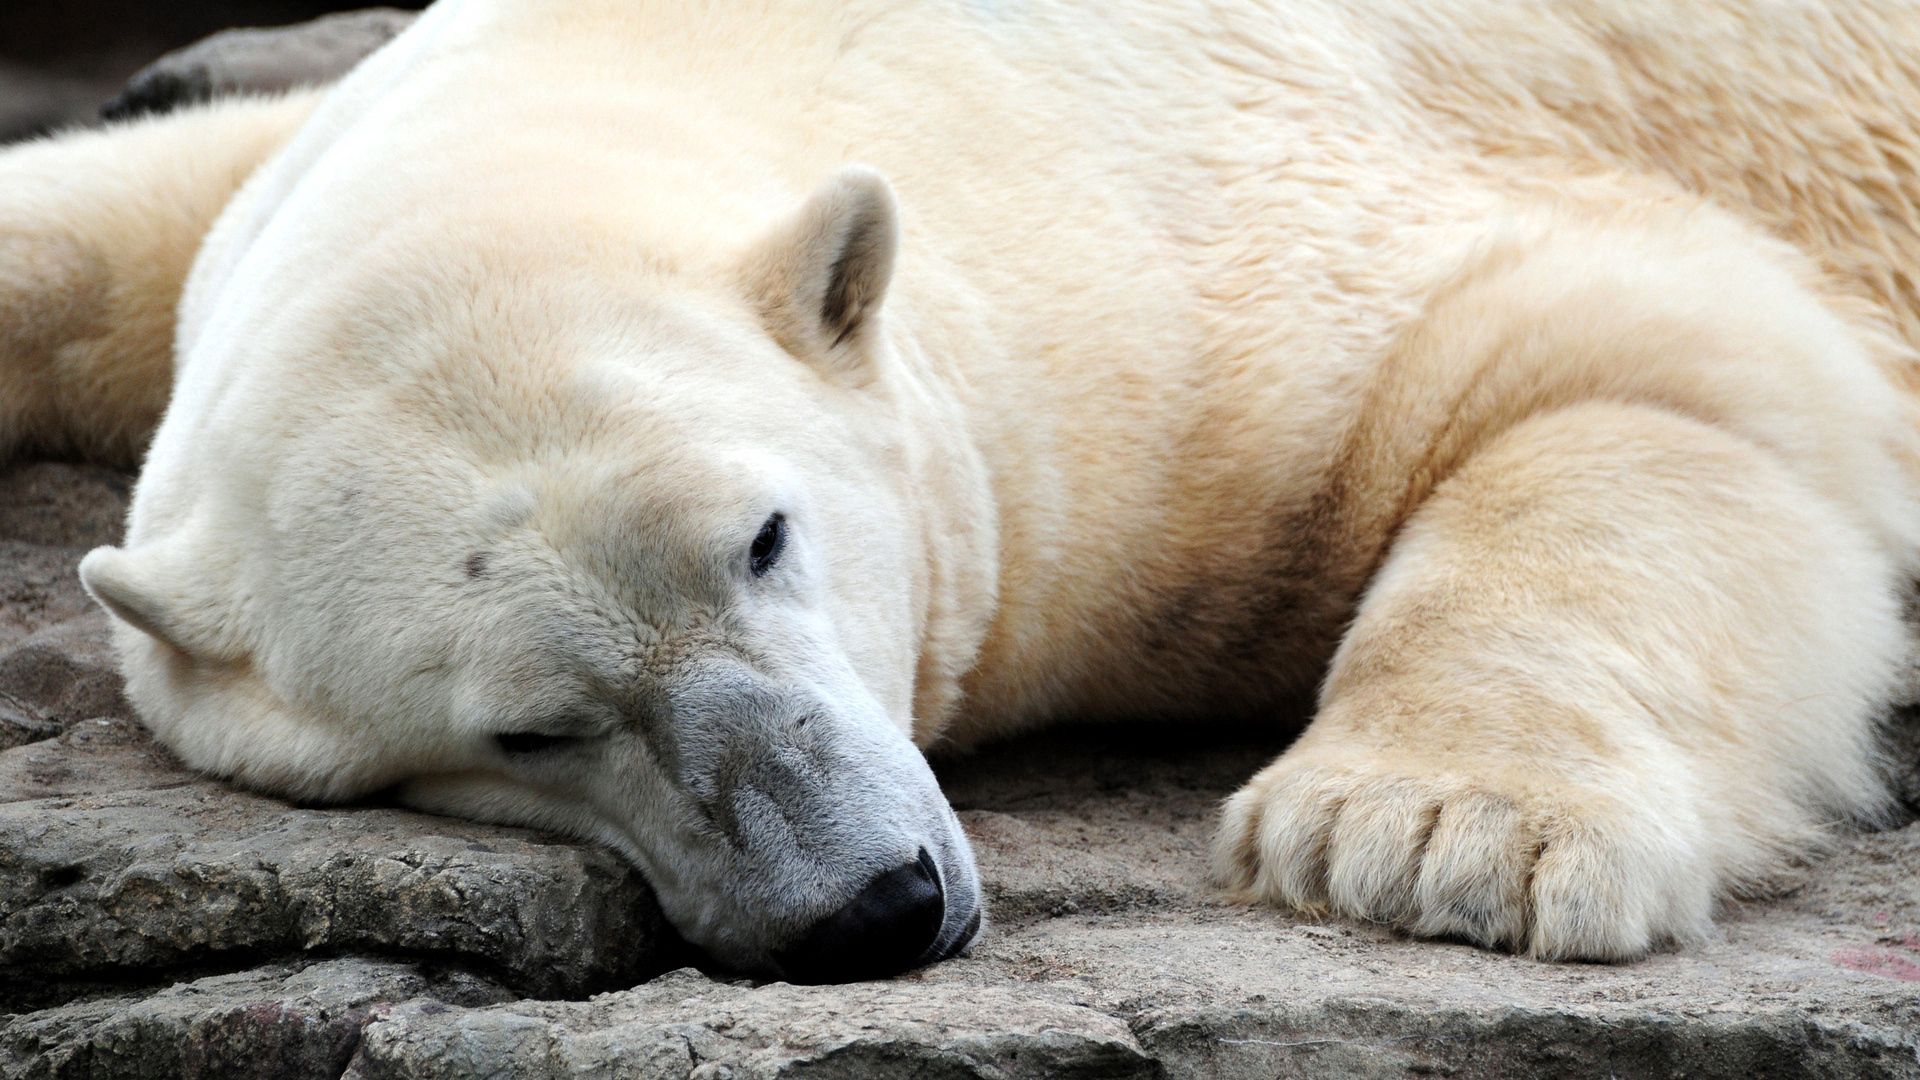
[
  {"left": 742, "top": 165, "right": 899, "bottom": 380},
  {"left": 79, "top": 545, "right": 212, "bottom": 656}
]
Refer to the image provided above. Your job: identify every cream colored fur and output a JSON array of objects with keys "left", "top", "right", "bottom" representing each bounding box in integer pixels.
[
  {"left": 0, "top": 93, "right": 317, "bottom": 464},
  {"left": 5, "top": 0, "right": 1920, "bottom": 966}
]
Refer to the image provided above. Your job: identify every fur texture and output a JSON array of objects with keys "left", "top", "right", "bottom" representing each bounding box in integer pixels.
[{"left": 5, "top": 0, "right": 1919, "bottom": 970}]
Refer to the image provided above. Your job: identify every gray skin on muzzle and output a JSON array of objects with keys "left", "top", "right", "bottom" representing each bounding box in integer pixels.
[{"left": 651, "top": 656, "right": 983, "bottom": 982}]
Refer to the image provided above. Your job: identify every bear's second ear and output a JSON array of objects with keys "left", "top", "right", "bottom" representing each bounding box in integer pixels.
[
  {"left": 79, "top": 545, "right": 217, "bottom": 657},
  {"left": 742, "top": 165, "right": 899, "bottom": 380}
]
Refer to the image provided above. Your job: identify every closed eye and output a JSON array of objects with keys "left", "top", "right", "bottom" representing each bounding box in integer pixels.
[{"left": 494, "top": 731, "right": 579, "bottom": 756}]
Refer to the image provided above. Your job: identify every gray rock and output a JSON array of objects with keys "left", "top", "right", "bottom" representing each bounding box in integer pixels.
[
  {"left": 1, "top": 958, "right": 514, "bottom": 1080},
  {"left": 343, "top": 967, "right": 1157, "bottom": 1080},
  {"left": 0, "top": 464, "right": 137, "bottom": 752},
  {"left": 101, "top": 9, "right": 417, "bottom": 120},
  {"left": 0, "top": 739, "right": 676, "bottom": 1005}
]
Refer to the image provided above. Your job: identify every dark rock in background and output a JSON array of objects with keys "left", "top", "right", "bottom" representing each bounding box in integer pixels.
[
  {"left": 0, "top": 2, "right": 424, "bottom": 143},
  {"left": 102, "top": 9, "right": 415, "bottom": 120}
]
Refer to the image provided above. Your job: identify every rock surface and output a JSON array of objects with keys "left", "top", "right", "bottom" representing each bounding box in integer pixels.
[
  {"left": 4, "top": 959, "right": 513, "bottom": 1080},
  {"left": 0, "top": 6, "right": 420, "bottom": 145},
  {"left": 1, "top": 459, "right": 1917, "bottom": 1079},
  {"left": 100, "top": 8, "right": 416, "bottom": 120}
]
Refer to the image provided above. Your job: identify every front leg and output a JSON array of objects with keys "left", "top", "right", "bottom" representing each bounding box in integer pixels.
[{"left": 1215, "top": 401, "right": 1910, "bottom": 959}]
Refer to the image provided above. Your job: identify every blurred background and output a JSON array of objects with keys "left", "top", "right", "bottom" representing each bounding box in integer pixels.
[{"left": 0, "top": 2, "right": 425, "bottom": 142}]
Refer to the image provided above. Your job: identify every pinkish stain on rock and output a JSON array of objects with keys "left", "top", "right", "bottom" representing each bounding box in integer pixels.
[
  {"left": 1833, "top": 934, "right": 1920, "bottom": 982},
  {"left": 245, "top": 1002, "right": 291, "bottom": 1021}
]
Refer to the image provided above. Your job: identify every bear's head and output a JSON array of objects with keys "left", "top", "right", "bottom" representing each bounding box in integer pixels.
[{"left": 78, "top": 166, "right": 997, "bottom": 982}]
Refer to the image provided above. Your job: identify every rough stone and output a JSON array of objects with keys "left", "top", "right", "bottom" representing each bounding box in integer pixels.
[
  {"left": 1, "top": 958, "right": 513, "bottom": 1080},
  {"left": 100, "top": 9, "right": 417, "bottom": 120},
  {"left": 0, "top": 772, "right": 678, "bottom": 1005},
  {"left": 344, "top": 968, "right": 1157, "bottom": 1080}
]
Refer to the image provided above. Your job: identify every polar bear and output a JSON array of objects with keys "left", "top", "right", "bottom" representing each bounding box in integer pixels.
[{"left": 4, "top": 0, "right": 1919, "bottom": 982}]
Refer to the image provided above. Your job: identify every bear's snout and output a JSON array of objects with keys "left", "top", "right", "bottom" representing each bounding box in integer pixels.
[{"left": 776, "top": 846, "right": 948, "bottom": 983}]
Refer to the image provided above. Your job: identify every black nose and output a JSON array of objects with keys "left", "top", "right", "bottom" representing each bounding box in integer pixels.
[{"left": 778, "top": 848, "right": 946, "bottom": 983}]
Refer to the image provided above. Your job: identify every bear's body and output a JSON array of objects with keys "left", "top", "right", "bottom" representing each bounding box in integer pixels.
[{"left": 5, "top": 0, "right": 1919, "bottom": 974}]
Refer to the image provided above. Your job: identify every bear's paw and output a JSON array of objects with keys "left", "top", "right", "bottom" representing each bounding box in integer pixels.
[{"left": 1211, "top": 753, "right": 1717, "bottom": 961}]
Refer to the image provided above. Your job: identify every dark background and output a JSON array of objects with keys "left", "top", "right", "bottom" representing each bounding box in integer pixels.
[{"left": 0, "top": 2, "right": 425, "bottom": 141}]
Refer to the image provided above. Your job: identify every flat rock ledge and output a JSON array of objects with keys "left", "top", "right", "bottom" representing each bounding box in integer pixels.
[{"left": 2, "top": 460, "right": 1917, "bottom": 1079}]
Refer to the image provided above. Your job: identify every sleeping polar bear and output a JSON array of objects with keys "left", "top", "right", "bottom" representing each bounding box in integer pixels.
[{"left": 5, "top": 0, "right": 1920, "bottom": 982}]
